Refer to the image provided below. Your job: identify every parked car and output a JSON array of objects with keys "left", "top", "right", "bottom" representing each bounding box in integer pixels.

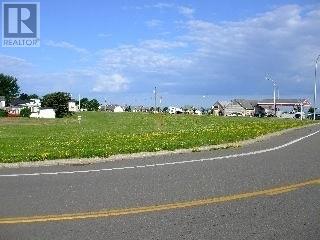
[
  {"left": 294, "top": 112, "right": 306, "bottom": 119},
  {"left": 307, "top": 113, "right": 320, "bottom": 120},
  {"left": 227, "top": 112, "right": 243, "bottom": 117}
]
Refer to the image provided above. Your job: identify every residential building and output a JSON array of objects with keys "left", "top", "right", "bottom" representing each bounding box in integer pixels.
[
  {"left": 0, "top": 96, "right": 5, "bottom": 109},
  {"left": 212, "top": 101, "right": 230, "bottom": 116},
  {"left": 68, "top": 99, "right": 78, "bottom": 112},
  {"left": 224, "top": 99, "right": 256, "bottom": 116}
]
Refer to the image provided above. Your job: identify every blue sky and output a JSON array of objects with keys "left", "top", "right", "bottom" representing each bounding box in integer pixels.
[{"left": 1, "top": 0, "right": 320, "bottom": 107}]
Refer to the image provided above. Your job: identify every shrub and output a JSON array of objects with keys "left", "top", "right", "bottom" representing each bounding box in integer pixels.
[
  {"left": 0, "top": 109, "right": 7, "bottom": 117},
  {"left": 20, "top": 107, "right": 31, "bottom": 117}
]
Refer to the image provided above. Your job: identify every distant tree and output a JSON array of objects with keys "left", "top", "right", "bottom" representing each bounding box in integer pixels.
[
  {"left": 80, "top": 98, "right": 99, "bottom": 111},
  {"left": 162, "top": 107, "right": 169, "bottom": 113},
  {"left": 19, "top": 93, "right": 39, "bottom": 101},
  {"left": 308, "top": 107, "right": 314, "bottom": 113},
  {"left": 29, "top": 94, "right": 39, "bottom": 99},
  {"left": 42, "top": 92, "right": 71, "bottom": 118},
  {"left": 125, "top": 105, "right": 131, "bottom": 112},
  {"left": 19, "top": 93, "right": 29, "bottom": 100},
  {"left": 20, "top": 107, "right": 31, "bottom": 117},
  {"left": 0, "top": 109, "right": 7, "bottom": 117},
  {"left": 80, "top": 98, "right": 89, "bottom": 109},
  {"left": 0, "top": 73, "right": 20, "bottom": 104},
  {"left": 88, "top": 99, "right": 99, "bottom": 111}
]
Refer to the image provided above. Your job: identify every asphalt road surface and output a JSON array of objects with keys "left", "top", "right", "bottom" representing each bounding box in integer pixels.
[{"left": 0, "top": 125, "right": 319, "bottom": 240}]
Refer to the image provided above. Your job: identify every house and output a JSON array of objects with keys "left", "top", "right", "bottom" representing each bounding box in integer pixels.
[
  {"left": 25, "top": 99, "right": 41, "bottom": 113},
  {"left": 224, "top": 99, "right": 256, "bottom": 116},
  {"left": 101, "top": 104, "right": 125, "bottom": 112},
  {"left": 257, "top": 99, "right": 311, "bottom": 116},
  {"left": 212, "top": 101, "right": 230, "bottom": 116},
  {"left": 8, "top": 98, "right": 29, "bottom": 115},
  {"left": 169, "top": 107, "right": 183, "bottom": 114},
  {"left": 30, "top": 108, "right": 56, "bottom": 119},
  {"left": 114, "top": 106, "right": 124, "bottom": 112},
  {"left": 8, "top": 98, "right": 42, "bottom": 116},
  {"left": 0, "top": 96, "right": 5, "bottom": 109},
  {"left": 68, "top": 99, "right": 78, "bottom": 112}
]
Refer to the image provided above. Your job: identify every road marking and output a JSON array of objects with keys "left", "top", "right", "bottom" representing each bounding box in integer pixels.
[
  {"left": 0, "top": 178, "right": 319, "bottom": 224},
  {"left": 0, "top": 129, "right": 319, "bottom": 178}
]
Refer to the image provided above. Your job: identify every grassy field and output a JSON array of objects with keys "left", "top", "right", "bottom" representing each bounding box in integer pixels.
[{"left": 0, "top": 112, "right": 314, "bottom": 163}]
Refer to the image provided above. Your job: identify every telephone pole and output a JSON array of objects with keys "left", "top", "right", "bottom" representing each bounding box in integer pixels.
[{"left": 154, "top": 86, "right": 157, "bottom": 112}]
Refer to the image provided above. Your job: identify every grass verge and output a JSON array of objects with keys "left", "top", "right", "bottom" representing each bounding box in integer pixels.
[{"left": 0, "top": 112, "right": 314, "bottom": 163}]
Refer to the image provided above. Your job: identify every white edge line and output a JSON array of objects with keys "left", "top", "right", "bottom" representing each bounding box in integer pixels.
[{"left": 0, "top": 130, "right": 319, "bottom": 178}]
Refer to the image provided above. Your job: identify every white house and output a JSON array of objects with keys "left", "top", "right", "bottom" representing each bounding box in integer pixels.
[
  {"left": 114, "top": 106, "right": 124, "bottom": 112},
  {"left": 25, "top": 99, "right": 41, "bottom": 113},
  {"left": 169, "top": 107, "right": 184, "bottom": 114},
  {"left": 68, "top": 100, "right": 78, "bottom": 112},
  {"left": 0, "top": 96, "right": 5, "bottom": 109},
  {"left": 30, "top": 108, "right": 56, "bottom": 119}
]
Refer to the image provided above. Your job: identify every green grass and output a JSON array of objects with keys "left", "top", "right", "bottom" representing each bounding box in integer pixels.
[{"left": 0, "top": 112, "right": 314, "bottom": 163}]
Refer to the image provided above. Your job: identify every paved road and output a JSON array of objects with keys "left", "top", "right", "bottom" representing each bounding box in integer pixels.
[{"left": 0, "top": 125, "right": 319, "bottom": 239}]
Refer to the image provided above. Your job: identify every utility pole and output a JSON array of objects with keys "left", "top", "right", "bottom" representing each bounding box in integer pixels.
[
  {"left": 266, "top": 74, "right": 277, "bottom": 116},
  {"left": 314, "top": 55, "right": 320, "bottom": 120},
  {"left": 154, "top": 86, "right": 157, "bottom": 112},
  {"left": 78, "top": 94, "right": 81, "bottom": 112}
]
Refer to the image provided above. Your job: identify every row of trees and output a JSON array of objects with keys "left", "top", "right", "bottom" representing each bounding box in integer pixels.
[{"left": 0, "top": 74, "right": 100, "bottom": 118}]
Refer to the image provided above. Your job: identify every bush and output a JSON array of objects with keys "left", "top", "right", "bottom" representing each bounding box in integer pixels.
[
  {"left": 20, "top": 107, "right": 31, "bottom": 117},
  {"left": 0, "top": 109, "right": 7, "bottom": 117}
]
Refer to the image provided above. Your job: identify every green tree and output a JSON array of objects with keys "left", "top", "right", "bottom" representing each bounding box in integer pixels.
[
  {"left": 42, "top": 92, "right": 71, "bottom": 118},
  {"left": 88, "top": 99, "right": 99, "bottom": 111},
  {"left": 308, "top": 107, "right": 314, "bottom": 113},
  {"left": 0, "top": 74, "right": 20, "bottom": 104},
  {"left": 19, "top": 93, "right": 29, "bottom": 100},
  {"left": 19, "top": 93, "right": 39, "bottom": 101},
  {"left": 125, "top": 105, "right": 131, "bottom": 112},
  {"left": 29, "top": 94, "right": 39, "bottom": 99},
  {"left": 80, "top": 98, "right": 89, "bottom": 110},
  {"left": 20, "top": 107, "right": 31, "bottom": 117}
]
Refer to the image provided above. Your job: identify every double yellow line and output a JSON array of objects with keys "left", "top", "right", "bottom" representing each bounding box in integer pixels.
[{"left": 1, "top": 178, "right": 319, "bottom": 225}]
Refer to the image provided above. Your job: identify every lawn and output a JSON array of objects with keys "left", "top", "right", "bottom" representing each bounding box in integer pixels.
[{"left": 0, "top": 112, "right": 314, "bottom": 163}]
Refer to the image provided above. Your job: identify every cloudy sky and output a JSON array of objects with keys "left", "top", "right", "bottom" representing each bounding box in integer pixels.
[{"left": 1, "top": 0, "right": 320, "bottom": 107}]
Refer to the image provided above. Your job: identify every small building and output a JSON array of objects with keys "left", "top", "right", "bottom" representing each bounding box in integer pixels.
[
  {"left": 68, "top": 99, "right": 78, "bottom": 112},
  {"left": 8, "top": 99, "right": 29, "bottom": 115},
  {"left": 258, "top": 99, "right": 311, "bottom": 116},
  {"left": 169, "top": 107, "right": 184, "bottom": 114},
  {"left": 114, "top": 106, "right": 124, "bottom": 113},
  {"left": 30, "top": 108, "right": 56, "bottom": 119},
  {"left": 0, "top": 96, "right": 5, "bottom": 109},
  {"left": 102, "top": 104, "right": 125, "bottom": 112},
  {"left": 8, "top": 98, "right": 42, "bottom": 116},
  {"left": 212, "top": 101, "right": 230, "bottom": 116},
  {"left": 25, "top": 99, "right": 41, "bottom": 113},
  {"left": 224, "top": 99, "right": 256, "bottom": 116}
]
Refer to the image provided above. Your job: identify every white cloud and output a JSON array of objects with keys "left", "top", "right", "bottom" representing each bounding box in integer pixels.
[
  {"left": 3, "top": 4, "right": 320, "bottom": 100},
  {"left": 178, "top": 6, "right": 194, "bottom": 18},
  {"left": 92, "top": 73, "right": 129, "bottom": 93},
  {"left": 141, "top": 39, "right": 187, "bottom": 49},
  {"left": 45, "top": 40, "right": 89, "bottom": 54},
  {"left": 153, "top": 3, "right": 174, "bottom": 9},
  {"left": 145, "top": 19, "right": 163, "bottom": 28},
  {"left": 98, "top": 44, "right": 192, "bottom": 74},
  {"left": 176, "top": 4, "right": 320, "bottom": 95},
  {"left": 98, "top": 33, "right": 112, "bottom": 38}
]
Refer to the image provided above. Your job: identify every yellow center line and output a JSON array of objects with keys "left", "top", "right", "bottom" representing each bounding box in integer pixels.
[{"left": 1, "top": 178, "right": 319, "bottom": 225}]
